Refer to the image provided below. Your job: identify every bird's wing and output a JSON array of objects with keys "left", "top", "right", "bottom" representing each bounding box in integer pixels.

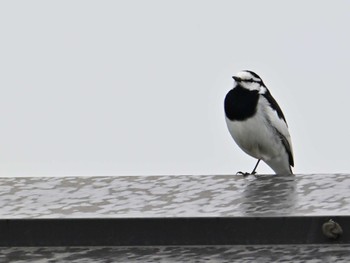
[{"left": 261, "top": 91, "right": 294, "bottom": 167}]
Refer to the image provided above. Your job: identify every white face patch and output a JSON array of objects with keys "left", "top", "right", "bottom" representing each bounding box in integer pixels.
[
  {"left": 233, "top": 71, "right": 265, "bottom": 92},
  {"left": 235, "top": 71, "right": 261, "bottom": 83}
]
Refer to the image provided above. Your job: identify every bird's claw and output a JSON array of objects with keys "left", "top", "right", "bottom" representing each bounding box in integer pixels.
[
  {"left": 236, "top": 171, "right": 251, "bottom": 177},
  {"left": 236, "top": 171, "right": 257, "bottom": 177}
]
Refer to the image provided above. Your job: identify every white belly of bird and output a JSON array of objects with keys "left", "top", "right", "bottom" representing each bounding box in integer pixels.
[{"left": 225, "top": 114, "right": 284, "bottom": 162}]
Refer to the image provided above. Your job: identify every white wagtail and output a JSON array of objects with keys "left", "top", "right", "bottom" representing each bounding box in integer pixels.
[{"left": 224, "top": 70, "right": 294, "bottom": 175}]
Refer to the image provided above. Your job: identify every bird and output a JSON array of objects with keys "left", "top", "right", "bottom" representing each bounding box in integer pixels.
[{"left": 224, "top": 70, "right": 294, "bottom": 175}]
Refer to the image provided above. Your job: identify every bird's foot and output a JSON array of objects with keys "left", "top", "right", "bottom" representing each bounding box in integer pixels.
[
  {"left": 236, "top": 171, "right": 257, "bottom": 178},
  {"left": 236, "top": 171, "right": 252, "bottom": 177}
]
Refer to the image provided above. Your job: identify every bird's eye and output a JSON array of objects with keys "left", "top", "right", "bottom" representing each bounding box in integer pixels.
[{"left": 245, "top": 78, "right": 262, "bottom": 84}]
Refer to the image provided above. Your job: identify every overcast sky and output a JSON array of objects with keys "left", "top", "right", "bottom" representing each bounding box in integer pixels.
[{"left": 0, "top": 1, "right": 349, "bottom": 176}]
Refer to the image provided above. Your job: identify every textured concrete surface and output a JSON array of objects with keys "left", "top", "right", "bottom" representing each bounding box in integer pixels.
[
  {"left": 1, "top": 245, "right": 350, "bottom": 262},
  {"left": 0, "top": 174, "right": 349, "bottom": 218},
  {"left": 1, "top": 174, "right": 349, "bottom": 261}
]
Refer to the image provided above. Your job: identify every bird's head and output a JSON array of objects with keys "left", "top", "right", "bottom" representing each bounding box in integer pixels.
[{"left": 232, "top": 70, "right": 266, "bottom": 93}]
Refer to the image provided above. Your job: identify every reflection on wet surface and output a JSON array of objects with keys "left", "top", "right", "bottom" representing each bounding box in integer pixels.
[{"left": 0, "top": 174, "right": 349, "bottom": 218}]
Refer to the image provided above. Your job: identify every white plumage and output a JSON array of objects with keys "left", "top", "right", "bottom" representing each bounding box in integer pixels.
[{"left": 224, "top": 70, "right": 294, "bottom": 175}]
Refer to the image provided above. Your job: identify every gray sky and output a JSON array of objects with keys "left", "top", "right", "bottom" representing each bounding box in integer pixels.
[{"left": 0, "top": 1, "right": 349, "bottom": 176}]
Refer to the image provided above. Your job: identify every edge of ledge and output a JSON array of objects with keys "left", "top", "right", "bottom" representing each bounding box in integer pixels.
[{"left": 0, "top": 216, "right": 348, "bottom": 246}]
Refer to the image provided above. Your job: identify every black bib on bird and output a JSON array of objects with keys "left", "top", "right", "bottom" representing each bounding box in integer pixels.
[{"left": 224, "top": 86, "right": 259, "bottom": 121}]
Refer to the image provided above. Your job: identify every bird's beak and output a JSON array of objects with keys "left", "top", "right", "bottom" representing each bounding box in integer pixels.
[{"left": 232, "top": 76, "right": 241, "bottom": 82}]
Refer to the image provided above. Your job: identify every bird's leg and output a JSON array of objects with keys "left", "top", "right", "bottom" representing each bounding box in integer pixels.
[
  {"left": 251, "top": 159, "right": 261, "bottom": 175},
  {"left": 236, "top": 159, "right": 261, "bottom": 177}
]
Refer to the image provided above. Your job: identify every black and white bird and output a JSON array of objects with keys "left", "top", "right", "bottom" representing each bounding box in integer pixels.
[{"left": 224, "top": 70, "right": 294, "bottom": 175}]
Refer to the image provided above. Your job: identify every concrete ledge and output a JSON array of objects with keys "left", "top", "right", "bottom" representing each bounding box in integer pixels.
[
  {"left": 0, "top": 174, "right": 349, "bottom": 246},
  {"left": 1, "top": 174, "right": 350, "bottom": 218}
]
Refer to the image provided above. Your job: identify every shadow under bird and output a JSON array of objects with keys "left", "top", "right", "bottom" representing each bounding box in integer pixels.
[{"left": 224, "top": 70, "right": 294, "bottom": 175}]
